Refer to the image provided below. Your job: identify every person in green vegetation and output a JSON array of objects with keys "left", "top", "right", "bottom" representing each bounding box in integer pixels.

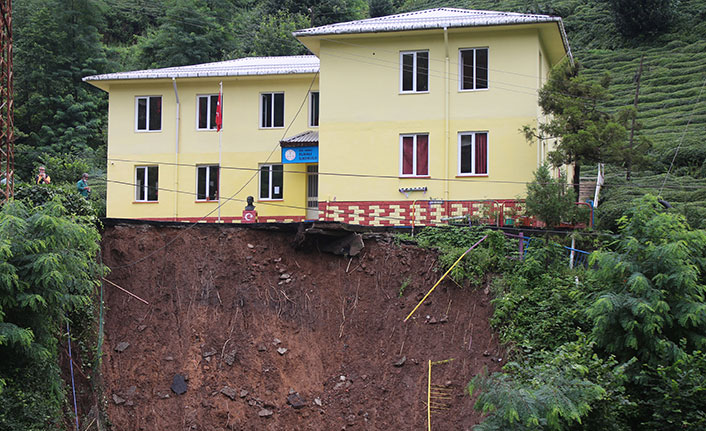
[
  {"left": 77, "top": 173, "right": 91, "bottom": 197},
  {"left": 36, "top": 166, "right": 51, "bottom": 184}
]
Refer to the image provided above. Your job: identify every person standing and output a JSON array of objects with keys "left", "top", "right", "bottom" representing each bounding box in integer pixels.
[
  {"left": 77, "top": 173, "right": 91, "bottom": 197},
  {"left": 36, "top": 166, "right": 51, "bottom": 184}
]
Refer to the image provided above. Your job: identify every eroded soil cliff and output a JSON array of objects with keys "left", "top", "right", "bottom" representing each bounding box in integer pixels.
[{"left": 100, "top": 222, "right": 502, "bottom": 430}]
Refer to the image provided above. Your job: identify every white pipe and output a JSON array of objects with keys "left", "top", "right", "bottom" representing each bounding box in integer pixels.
[
  {"left": 218, "top": 81, "right": 222, "bottom": 222},
  {"left": 172, "top": 78, "right": 180, "bottom": 221},
  {"left": 594, "top": 163, "right": 604, "bottom": 206},
  {"left": 444, "top": 27, "right": 450, "bottom": 206}
]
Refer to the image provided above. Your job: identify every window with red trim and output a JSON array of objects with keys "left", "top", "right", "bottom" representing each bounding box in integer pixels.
[{"left": 400, "top": 134, "right": 429, "bottom": 177}]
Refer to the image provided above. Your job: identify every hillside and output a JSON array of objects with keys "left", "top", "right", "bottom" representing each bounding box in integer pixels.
[{"left": 98, "top": 222, "right": 502, "bottom": 429}]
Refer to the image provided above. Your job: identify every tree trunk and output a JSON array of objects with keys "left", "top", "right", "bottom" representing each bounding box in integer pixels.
[{"left": 573, "top": 162, "right": 581, "bottom": 197}]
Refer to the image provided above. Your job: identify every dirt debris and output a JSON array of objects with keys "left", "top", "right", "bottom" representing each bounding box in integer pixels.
[{"left": 100, "top": 222, "right": 502, "bottom": 429}]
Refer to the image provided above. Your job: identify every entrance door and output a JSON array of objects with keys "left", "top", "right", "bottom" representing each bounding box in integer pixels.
[{"left": 306, "top": 165, "right": 319, "bottom": 220}]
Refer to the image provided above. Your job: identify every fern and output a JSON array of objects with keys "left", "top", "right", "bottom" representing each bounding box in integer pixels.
[{"left": 588, "top": 195, "right": 706, "bottom": 364}]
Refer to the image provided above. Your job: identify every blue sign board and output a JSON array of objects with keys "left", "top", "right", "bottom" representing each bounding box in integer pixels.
[{"left": 281, "top": 146, "right": 319, "bottom": 164}]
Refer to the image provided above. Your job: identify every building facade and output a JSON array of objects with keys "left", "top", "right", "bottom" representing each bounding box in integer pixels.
[{"left": 84, "top": 8, "right": 571, "bottom": 226}]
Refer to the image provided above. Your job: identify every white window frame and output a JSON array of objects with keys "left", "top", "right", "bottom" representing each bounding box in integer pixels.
[
  {"left": 196, "top": 94, "right": 219, "bottom": 131},
  {"left": 259, "top": 164, "right": 284, "bottom": 200},
  {"left": 458, "top": 47, "right": 489, "bottom": 92},
  {"left": 135, "top": 96, "right": 162, "bottom": 132},
  {"left": 457, "top": 131, "right": 489, "bottom": 176},
  {"left": 309, "top": 91, "right": 320, "bottom": 128},
  {"left": 196, "top": 165, "right": 219, "bottom": 201},
  {"left": 260, "top": 92, "right": 285, "bottom": 129},
  {"left": 135, "top": 165, "right": 158, "bottom": 202},
  {"left": 400, "top": 50, "right": 430, "bottom": 94},
  {"left": 399, "top": 133, "right": 430, "bottom": 177}
]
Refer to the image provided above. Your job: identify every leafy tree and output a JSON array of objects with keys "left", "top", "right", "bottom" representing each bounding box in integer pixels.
[
  {"left": 369, "top": 0, "right": 395, "bottom": 17},
  {"left": 13, "top": 0, "right": 108, "bottom": 178},
  {"left": 262, "top": 0, "right": 368, "bottom": 26},
  {"left": 0, "top": 199, "right": 103, "bottom": 428},
  {"left": 469, "top": 339, "right": 631, "bottom": 431},
  {"left": 606, "top": 0, "right": 676, "bottom": 38},
  {"left": 252, "top": 11, "right": 311, "bottom": 56},
  {"left": 523, "top": 59, "right": 629, "bottom": 195},
  {"left": 639, "top": 349, "right": 706, "bottom": 429},
  {"left": 312, "top": 0, "right": 368, "bottom": 25},
  {"left": 136, "top": 0, "right": 235, "bottom": 68},
  {"left": 491, "top": 242, "right": 593, "bottom": 353},
  {"left": 525, "top": 164, "right": 576, "bottom": 229},
  {"left": 588, "top": 195, "right": 706, "bottom": 365}
]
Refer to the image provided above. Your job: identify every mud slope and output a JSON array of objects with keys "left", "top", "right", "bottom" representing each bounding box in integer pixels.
[{"left": 101, "top": 223, "right": 503, "bottom": 430}]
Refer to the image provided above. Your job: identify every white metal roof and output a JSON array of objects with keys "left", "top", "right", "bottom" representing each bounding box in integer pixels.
[
  {"left": 280, "top": 130, "right": 319, "bottom": 146},
  {"left": 293, "top": 7, "right": 565, "bottom": 37},
  {"left": 83, "top": 55, "right": 320, "bottom": 82}
]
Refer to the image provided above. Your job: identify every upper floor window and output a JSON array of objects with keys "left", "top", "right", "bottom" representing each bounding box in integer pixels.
[
  {"left": 197, "top": 95, "right": 219, "bottom": 130},
  {"left": 309, "top": 91, "right": 319, "bottom": 127},
  {"left": 260, "top": 92, "right": 284, "bottom": 128},
  {"left": 400, "top": 51, "right": 429, "bottom": 93},
  {"left": 135, "top": 166, "right": 158, "bottom": 201},
  {"left": 259, "top": 164, "right": 283, "bottom": 200},
  {"left": 458, "top": 132, "right": 488, "bottom": 175},
  {"left": 459, "top": 48, "right": 488, "bottom": 91},
  {"left": 400, "top": 134, "right": 429, "bottom": 177},
  {"left": 136, "top": 96, "right": 162, "bottom": 131},
  {"left": 196, "top": 165, "right": 219, "bottom": 201}
]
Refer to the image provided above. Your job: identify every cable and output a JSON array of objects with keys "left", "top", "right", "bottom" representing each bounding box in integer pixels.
[
  {"left": 108, "top": 72, "right": 319, "bottom": 269},
  {"left": 659, "top": 76, "right": 706, "bottom": 195}
]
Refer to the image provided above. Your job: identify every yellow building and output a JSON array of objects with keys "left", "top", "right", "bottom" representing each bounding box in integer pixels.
[{"left": 84, "top": 8, "right": 571, "bottom": 226}]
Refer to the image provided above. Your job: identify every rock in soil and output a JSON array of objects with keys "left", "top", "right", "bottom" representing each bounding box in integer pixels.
[{"left": 170, "top": 374, "right": 187, "bottom": 395}]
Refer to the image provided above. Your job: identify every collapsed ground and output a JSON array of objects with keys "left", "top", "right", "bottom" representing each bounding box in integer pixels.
[{"left": 98, "top": 222, "right": 502, "bottom": 430}]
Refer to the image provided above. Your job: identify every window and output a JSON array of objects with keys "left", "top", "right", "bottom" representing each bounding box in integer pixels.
[
  {"left": 196, "top": 165, "right": 219, "bottom": 201},
  {"left": 458, "top": 132, "right": 488, "bottom": 175},
  {"left": 309, "top": 91, "right": 319, "bottom": 127},
  {"left": 459, "top": 48, "right": 489, "bottom": 91},
  {"left": 400, "top": 51, "right": 429, "bottom": 93},
  {"left": 135, "top": 166, "right": 158, "bottom": 201},
  {"left": 136, "top": 96, "right": 162, "bottom": 131},
  {"left": 260, "top": 93, "right": 284, "bottom": 128},
  {"left": 259, "top": 164, "right": 283, "bottom": 200},
  {"left": 197, "top": 95, "right": 220, "bottom": 130},
  {"left": 400, "top": 134, "right": 429, "bottom": 177}
]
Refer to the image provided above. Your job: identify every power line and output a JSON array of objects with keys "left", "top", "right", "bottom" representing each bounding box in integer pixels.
[
  {"left": 659, "top": 76, "right": 706, "bottom": 195},
  {"left": 105, "top": 157, "right": 706, "bottom": 191},
  {"left": 108, "top": 71, "right": 319, "bottom": 269}
]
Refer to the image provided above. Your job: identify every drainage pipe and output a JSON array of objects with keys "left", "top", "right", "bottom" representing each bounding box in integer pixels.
[{"left": 172, "top": 77, "right": 180, "bottom": 221}]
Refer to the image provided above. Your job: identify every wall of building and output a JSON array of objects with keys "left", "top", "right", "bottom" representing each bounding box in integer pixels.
[
  {"left": 105, "top": 75, "right": 318, "bottom": 221},
  {"left": 317, "top": 26, "right": 547, "bottom": 208}
]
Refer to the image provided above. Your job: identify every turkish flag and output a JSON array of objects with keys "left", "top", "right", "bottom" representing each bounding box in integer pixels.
[{"left": 215, "top": 88, "right": 223, "bottom": 131}]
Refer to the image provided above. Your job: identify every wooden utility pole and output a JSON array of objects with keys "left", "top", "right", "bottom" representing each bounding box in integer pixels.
[
  {"left": 0, "top": 0, "right": 13, "bottom": 202},
  {"left": 626, "top": 55, "right": 644, "bottom": 181}
]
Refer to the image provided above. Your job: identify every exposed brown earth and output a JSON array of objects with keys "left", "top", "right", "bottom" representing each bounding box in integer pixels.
[{"left": 98, "top": 222, "right": 502, "bottom": 430}]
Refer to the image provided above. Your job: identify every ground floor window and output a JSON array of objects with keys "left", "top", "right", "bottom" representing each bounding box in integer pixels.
[
  {"left": 196, "top": 165, "right": 219, "bottom": 201},
  {"left": 259, "top": 164, "right": 283, "bottom": 200},
  {"left": 400, "top": 133, "right": 429, "bottom": 177},
  {"left": 135, "top": 166, "right": 158, "bottom": 201},
  {"left": 458, "top": 132, "right": 488, "bottom": 175}
]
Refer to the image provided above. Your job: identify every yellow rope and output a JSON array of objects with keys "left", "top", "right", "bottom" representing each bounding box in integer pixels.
[
  {"left": 428, "top": 359, "right": 432, "bottom": 431},
  {"left": 404, "top": 235, "right": 488, "bottom": 322}
]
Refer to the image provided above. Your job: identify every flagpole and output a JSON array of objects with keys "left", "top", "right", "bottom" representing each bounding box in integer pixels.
[{"left": 218, "top": 81, "right": 222, "bottom": 222}]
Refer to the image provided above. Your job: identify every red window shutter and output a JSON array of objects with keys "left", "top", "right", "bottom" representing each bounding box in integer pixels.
[
  {"left": 475, "top": 133, "right": 487, "bottom": 174},
  {"left": 402, "top": 137, "right": 414, "bottom": 175},
  {"left": 416, "top": 135, "right": 428, "bottom": 175}
]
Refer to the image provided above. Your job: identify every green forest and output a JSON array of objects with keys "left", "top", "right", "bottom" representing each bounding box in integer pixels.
[
  {"left": 2, "top": 0, "right": 706, "bottom": 429},
  {"left": 8, "top": 0, "right": 706, "bottom": 226}
]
